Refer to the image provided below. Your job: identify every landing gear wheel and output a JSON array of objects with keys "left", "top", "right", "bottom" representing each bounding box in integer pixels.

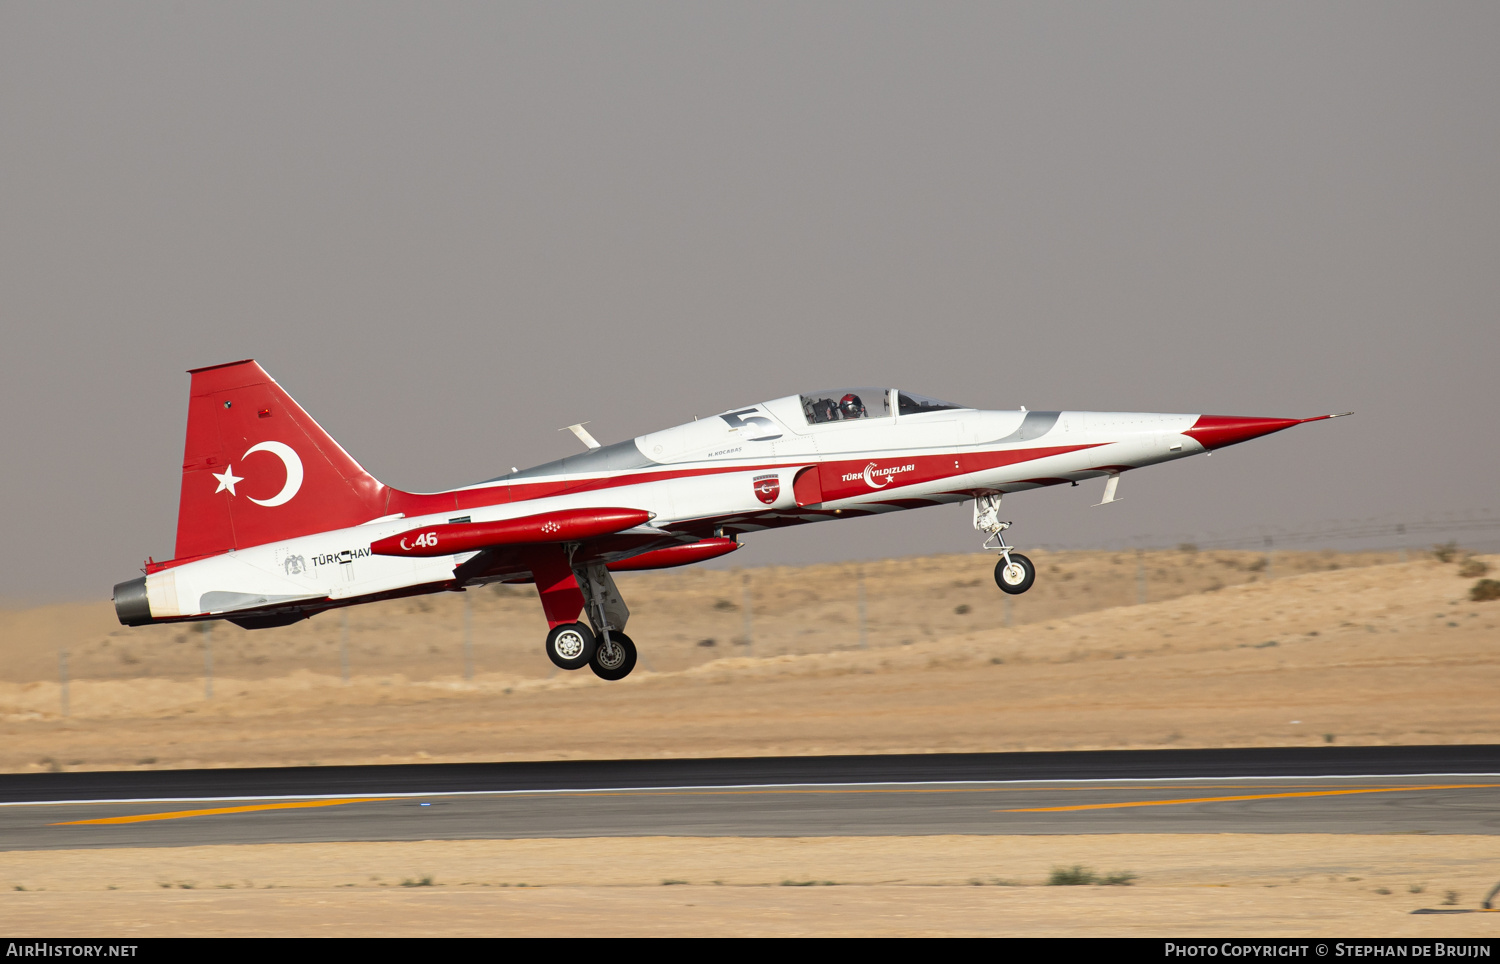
[
  {"left": 995, "top": 553, "right": 1036, "bottom": 595},
  {"left": 545, "top": 622, "right": 596, "bottom": 670},
  {"left": 589, "top": 631, "right": 637, "bottom": 681}
]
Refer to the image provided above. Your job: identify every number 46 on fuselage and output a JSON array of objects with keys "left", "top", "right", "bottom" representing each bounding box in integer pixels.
[{"left": 113, "top": 361, "right": 1348, "bottom": 681}]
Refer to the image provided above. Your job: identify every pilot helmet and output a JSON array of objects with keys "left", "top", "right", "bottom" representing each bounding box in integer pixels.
[{"left": 839, "top": 393, "right": 864, "bottom": 418}]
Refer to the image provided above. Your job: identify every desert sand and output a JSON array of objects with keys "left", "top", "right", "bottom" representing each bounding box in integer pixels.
[
  {"left": 2, "top": 548, "right": 1498, "bottom": 936},
  {"left": 0, "top": 549, "right": 1493, "bottom": 771},
  {"left": 3, "top": 835, "right": 1500, "bottom": 937}
]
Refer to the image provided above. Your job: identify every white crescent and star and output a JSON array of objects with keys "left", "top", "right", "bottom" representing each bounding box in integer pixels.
[
  {"left": 212, "top": 466, "right": 243, "bottom": 495},
  {"left": 862, "top": 462, "right": 890, "bottom": 488},
  {"left": 212, "top": 442, "right": 305, "bottom": 507}
]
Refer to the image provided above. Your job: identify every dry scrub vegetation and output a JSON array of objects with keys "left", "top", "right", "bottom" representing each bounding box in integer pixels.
[
  {"left": 4, "top": 548, "right": 1500, "bottom": 937},
  {"left": 5, "top": 835, "right": 1500, "bottom": 937}
]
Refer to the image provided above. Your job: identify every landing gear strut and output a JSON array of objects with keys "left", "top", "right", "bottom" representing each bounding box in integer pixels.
[
  {"left": 575, "top": 560, "right": 639, "bottom": 681},
  {"left": 974, "top": 492, "right": 1036, "bottom": 595},
  {"left": 526, "top": 543, "right": 645, "bottom": 680}
]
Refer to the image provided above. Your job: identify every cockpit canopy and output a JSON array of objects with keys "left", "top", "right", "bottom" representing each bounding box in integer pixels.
[
  {"left": 800, "top": 388, "right": 965, "bottom": 425},
  {"left": 801, "top": 388, "right": 888, "bottom": 424},
  {"left": 897, "top": 391, "right": 965, "bottom": 416}
]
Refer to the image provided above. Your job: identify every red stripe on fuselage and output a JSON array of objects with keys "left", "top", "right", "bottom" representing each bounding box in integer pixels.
[
  {"left": 479, "top": 443, "right": 1105, "bottom": 510},
  {"left": 154, "top": 441, "right": 1111, "bottom": 570}
]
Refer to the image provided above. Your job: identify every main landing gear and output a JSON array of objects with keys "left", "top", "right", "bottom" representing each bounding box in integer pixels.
[
  {"left": 545, "top": 622, "right": 596, "bottom": 670},
  {"left": 589, "top": 630, "right": 637, "bottom": 681},
  {"left": 535, "top": 553, "right": 642, "bottom": 681},
  {"left": 974, "top": 492, "right": 1035, "bottom": 596},
  {"left": 544, "top": 622, "right": 638, "bottom": 679}
]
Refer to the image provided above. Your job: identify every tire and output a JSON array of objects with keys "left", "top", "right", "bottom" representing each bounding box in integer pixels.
[
  {"left": 589, "top": 631, "right": 638, "bottom": 681},
  {"left": 994, "top": 552, "right": 1036, "bottom": 595},
  {"left": 545, "top": 622, "right": 596, "bottom": 670}
]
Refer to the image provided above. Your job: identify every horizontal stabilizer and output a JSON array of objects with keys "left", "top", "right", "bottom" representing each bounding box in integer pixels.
[{"left": 372, "top": 507, "right": 652, "bottom": 557}]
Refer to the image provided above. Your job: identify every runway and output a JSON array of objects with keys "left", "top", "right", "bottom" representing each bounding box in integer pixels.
[{"left": 3, "top": 746, "right": 1498, "bottom": 851}]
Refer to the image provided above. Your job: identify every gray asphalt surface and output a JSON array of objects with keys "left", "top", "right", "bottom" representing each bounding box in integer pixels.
[
  {"left": 5, "top": 773, "right": 1500, "bottom": 851},
  {"left": 7, "top": 745, "right": 1500, "bottom": 803}
]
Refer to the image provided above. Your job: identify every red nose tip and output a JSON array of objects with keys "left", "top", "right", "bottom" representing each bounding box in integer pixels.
[{"left": 1184, "top": 415, "right": 1311, "bottom": 450}]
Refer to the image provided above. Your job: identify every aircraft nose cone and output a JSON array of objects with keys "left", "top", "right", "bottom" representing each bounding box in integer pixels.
[{"left": 1184, "top": 415, "right": 1304, "bottom": 450}]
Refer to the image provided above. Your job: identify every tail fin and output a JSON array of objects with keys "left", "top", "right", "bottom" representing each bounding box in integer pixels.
[{"left": 174, "top": 360, "right": 389, "bottom": 559}]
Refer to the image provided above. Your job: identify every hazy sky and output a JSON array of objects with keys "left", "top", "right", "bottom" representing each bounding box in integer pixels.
[{"left": 2, "top": 3, "right": 1497, "bottom": 603}]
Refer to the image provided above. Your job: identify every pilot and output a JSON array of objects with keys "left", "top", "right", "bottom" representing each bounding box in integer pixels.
[{"left": 838, "top": 393, "right": 866, "bottom": 420}]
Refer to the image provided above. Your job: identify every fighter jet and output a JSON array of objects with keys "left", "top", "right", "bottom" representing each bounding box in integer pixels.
[{"left": 112, "top": 360, "right": 1347, "bottom": 680}]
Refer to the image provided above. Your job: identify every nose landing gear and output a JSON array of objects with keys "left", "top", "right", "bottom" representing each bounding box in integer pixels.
[
  {"left": 974, "top": 492, "right": 1036, "bottom": 595},
  {"left": 994, "top": 553, "right": 1036, "bottom": 594}
]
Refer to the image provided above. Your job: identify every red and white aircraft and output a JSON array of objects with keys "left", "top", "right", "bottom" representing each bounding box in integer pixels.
[{"left": 114, "top": 360, "right": 1347, "bottom": 680}]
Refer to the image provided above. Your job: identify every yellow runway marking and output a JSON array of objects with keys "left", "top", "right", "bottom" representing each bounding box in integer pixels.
[
  {"left": 1000, "top": 784, "right": 1498, "bottom": 813},
  {"left": 54, "top": 797, "right": 390, "bottom": 826},
  {"left": 45, "top": 781, "right": 1500, "bottom": 825},
  {"left": 522, "top": 782, "right": 1480, "bottom": 801}
]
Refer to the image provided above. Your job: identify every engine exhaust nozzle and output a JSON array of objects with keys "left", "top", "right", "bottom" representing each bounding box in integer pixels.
[{"left": 113, "top": 576, "right": 152, "bottom": 626}]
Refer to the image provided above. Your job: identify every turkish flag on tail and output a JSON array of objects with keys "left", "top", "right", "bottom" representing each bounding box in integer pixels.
[{"left": 174, "top": 360, "right": 390, "bottom": 560}]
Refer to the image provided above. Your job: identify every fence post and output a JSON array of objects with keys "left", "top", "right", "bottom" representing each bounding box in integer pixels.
[
  {"left": 742, "top": 572, "right": 754, "bottom": 657},
  {"left": 340, "top": 610, "right": 350, "bottom": 683},
  {"left": 856, "top": 567, "right": 868, "bottom": 649},
  {"left": 202, "top": 621, "right": 213, "bottom": 700},
  {"left": 463, "top": 592, "right": 474, "bottom": 681},
  {"left": 59, "top": 650, "right": 69, "bottom": 718},
  {"left": 1136, "top": 548, "right": 1147, "bottom": 605}
]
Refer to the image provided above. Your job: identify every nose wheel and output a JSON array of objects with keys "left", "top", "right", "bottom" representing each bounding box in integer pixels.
[
  {"left": 974, "top": 492, "right": 1037, "bottom": 595},
  {"left": 590, "top": 631, "right": 637, "bottom": 681},
  {"left": 994, "top": 553, "right": 1036, "bottom": 594}
]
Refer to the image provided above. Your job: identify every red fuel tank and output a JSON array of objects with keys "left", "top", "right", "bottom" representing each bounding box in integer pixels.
[
  {"left": 607, "top": 537, "right": 741, "bottom": 571},
  {"left": 371, "top": 507, "right": 652, "bottom": 557}
]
